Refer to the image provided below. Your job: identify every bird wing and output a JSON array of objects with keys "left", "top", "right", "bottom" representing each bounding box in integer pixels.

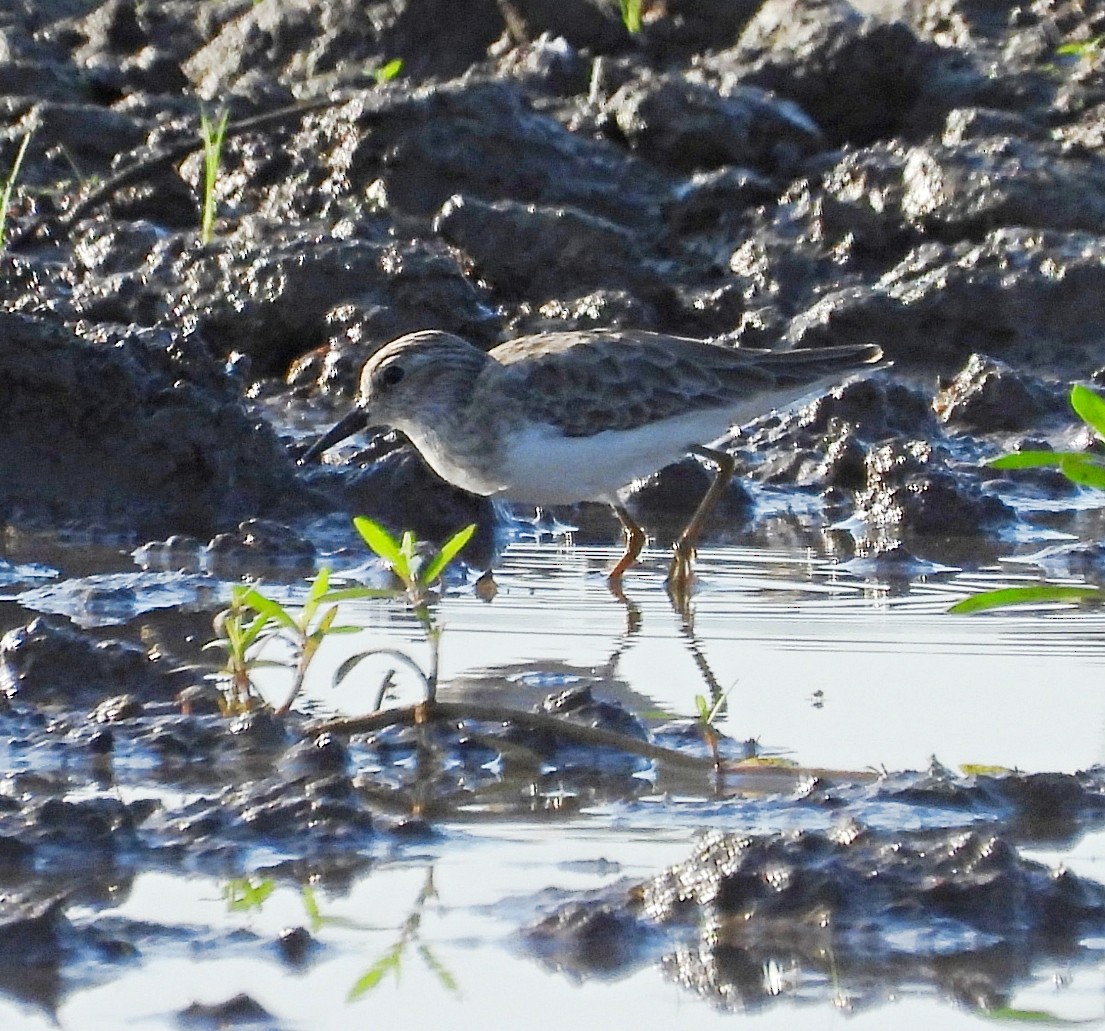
[{"left": 486, "top": 330, "right": 877, "bottom": 438}]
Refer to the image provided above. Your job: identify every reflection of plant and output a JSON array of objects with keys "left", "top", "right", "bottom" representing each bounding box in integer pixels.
[
  {"left": 333, "top": 519, "right": 475, "bottom": 705},
  {"left": 348, "top": 869, "right": 458, "bottom": 1000},
  {"left": 223, "top": 869, "right": 459, "bottom": 1000},
  {"left": 951, "top": 385, "right": 1105, "bottom": 614},
  {"left": 224, "top": 875, "right": 276, "bottom": 912},
  {"left": 198, "top": 106, "right": 229, "bottom": 245}
]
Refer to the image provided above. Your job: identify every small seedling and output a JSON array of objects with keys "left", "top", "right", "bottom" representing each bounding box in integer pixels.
[
  {"left": 372, "top": 58, "right": 403, "bottom": 84},
  {"left": 620, "top": 0, "right": 643, "bottom": 33},
  {"left": 198, "top": 106, "right": 230, "bottom": 245},
  {"left": 206, "top": 572, "right": 376, "bottom": 715},
  {"left": 950, "top": 384, "right": 1105, "bottom": 614},
  {"left": 333, "top": 519, "right": 475, "bottom": 704},
  {"left": 0, "top": 127, "right": 34, "bottom": 251},
  {"left": 694, "top": 689, "right": 730, "bottom": 766},
  {"left": 204, "top": 584, "right": 288, "bottom": 713}
]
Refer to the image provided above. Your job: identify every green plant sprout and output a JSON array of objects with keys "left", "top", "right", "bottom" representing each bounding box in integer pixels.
[
  {"left": 198, "top": 106, "right": 229, "bottom": 245},
  {"left": 694, "top": 689, "right": 729, "bottom": 767},
  {"left": 206, "top": 572, "right": 375, "bottom": 715},
  {"left": 1056, "top": 34, "right": 1105, "bottom": 59},
  {"left": 951, "top": 384, "right": 1105, "bottom": 614},
  {"left": 333, "top": 519, "right": 476, "bottom": 705},
  {"left": 204, "top": 584, "right": 288, "bottom": 713},
  {"left": 0, "top": 127, "right": 34, "bottom": 251},
  {"left": 372, "top": 58, "right": 403, "bottom": 84},
  {"left": 620, "top": 0, "right": 643, "bottom": 33}
]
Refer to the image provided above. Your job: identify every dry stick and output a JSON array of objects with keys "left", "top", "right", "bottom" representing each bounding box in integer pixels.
[
  {"left": 6, "top": 96, "right": 346, "bottom": 251},
  {"left": 315, "top": 701, "right": 721, "bottom": 774},
  {"left": 312, "top": 702, "right": 878, "bottom": 787}
]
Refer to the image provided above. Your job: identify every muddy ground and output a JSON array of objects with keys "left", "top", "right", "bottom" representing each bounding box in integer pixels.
[{"left": 3, "top": 0, "right": 1105, "bottom": 1024}]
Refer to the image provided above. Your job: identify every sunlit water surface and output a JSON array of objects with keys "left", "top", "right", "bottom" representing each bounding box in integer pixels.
[{"left": 5, "top": 540, "right": 1105, "bottom": 1029}]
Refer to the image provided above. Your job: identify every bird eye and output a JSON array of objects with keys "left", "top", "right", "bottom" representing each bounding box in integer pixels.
[{"left": 378, "top": 363, "right": 405, "bottom": 388}]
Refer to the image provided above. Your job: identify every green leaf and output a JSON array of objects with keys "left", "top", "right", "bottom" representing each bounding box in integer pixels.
[
  {"left": 1071, "top": 383, "right": 1105, "bottom": 439},
  {"left": 397, "top": 531, "right": 416, "bottom": 580},
  {"left": 315, "top": 605, "right": 338, "bottom": 634},
  {"left": 354, "top": 517, "right": 403, "bottom": 566},
  {"left": 949, "top": 584, "right": 1103, "bottom": 614},
  {"left": 307, "top": 566, "right": 331, "bottom": 601},
  {"left": 238, "top": 611, "right": 279, "bottom": 651},
  {"left": 373, "top": 57, "right": 403, "bottom": 83},
  {"left": 1060, "top": 453, "right": 1105, "bottom": 491},
  {"left": 237, "top": 659, "right": 289, "bottom": 671},
  {"left": 301, "top": 885, "right": 322, "bottom": 929},
  {"left": 348, "top": 947, "right": 402, "bottom": 1000},
  {"left": 420, "top": 524, "right": 476, "bottom": 585},
  {"left": 988, "top": 451, "right": 1074, "bottom": 470},
  {"left": 242, "top": 589, "right": 298, "bottom": 631}
]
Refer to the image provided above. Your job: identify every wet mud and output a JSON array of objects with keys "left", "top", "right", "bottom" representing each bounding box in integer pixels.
[{"left": 3, "top": 0, "right": 1105, "bottom": 1024}]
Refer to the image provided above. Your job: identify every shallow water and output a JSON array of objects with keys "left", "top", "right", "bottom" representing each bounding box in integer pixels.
[
  {"left": 299, "top": 542, "right": 1105, "bottom": 774},
  {"left": 4, "top": 538, "right": 1105, "bottom": 1028}
]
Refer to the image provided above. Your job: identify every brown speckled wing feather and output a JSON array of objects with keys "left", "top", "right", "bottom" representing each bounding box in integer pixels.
[{"left": 485, "top": 330, "right": 875, "bottom": 438}]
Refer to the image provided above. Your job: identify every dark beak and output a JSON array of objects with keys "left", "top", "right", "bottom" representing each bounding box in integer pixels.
[{"left": 298, "top": 408, "right": 370, "bottom": 465}]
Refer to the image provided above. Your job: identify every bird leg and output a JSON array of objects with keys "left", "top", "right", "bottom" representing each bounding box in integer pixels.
[
  {"left": 668, "top": 444, "right": 737, "bottom": 597},
  {"left": 608, "top": 503, "right": 646, "bottom": 585}
]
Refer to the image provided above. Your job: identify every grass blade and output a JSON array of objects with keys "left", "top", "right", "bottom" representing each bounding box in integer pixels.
[
  {"left": 348, "top": 948, "right": 402, "bottom": 1000},
  {"left": 988, "top": 451, "right": 1072, "bottom": 470},
  {"left": 949, "top": 584, "right": 1102, "bottom": 614}
]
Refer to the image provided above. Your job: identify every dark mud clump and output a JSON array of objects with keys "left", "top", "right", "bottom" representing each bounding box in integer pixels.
[
  {"left": 527, "top": 818, "right": 1105, "bottom": 1013},
  {"left": 0, "top": 0, "right": 1101, "bottom": 562}
]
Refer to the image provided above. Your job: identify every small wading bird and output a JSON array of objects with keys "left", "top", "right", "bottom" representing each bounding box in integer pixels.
[{"left": 301, "top": 329, "right": 882, "bottom": 596}]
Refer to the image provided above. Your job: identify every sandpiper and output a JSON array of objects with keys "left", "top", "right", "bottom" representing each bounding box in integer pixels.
[{"left": 301, "top": 329, "right": 881, "bottom": 592}]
